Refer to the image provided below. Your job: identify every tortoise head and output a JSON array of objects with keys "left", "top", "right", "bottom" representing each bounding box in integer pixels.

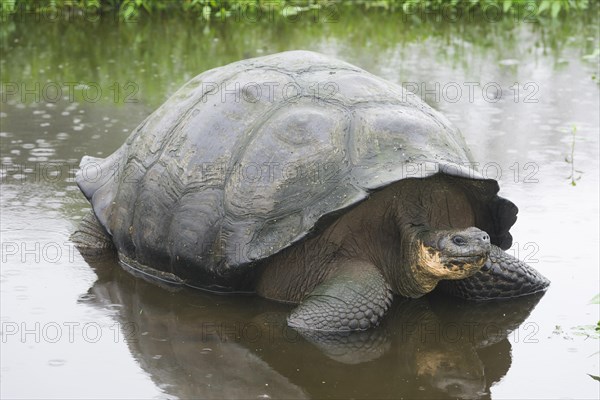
[{"left": 418, "top": 227, "right": 490, "bottom": 280}]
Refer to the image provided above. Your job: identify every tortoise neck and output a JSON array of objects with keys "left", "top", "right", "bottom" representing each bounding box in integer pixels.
[{"left": 388, "top": 221, "right": 440, "bottom": 298}]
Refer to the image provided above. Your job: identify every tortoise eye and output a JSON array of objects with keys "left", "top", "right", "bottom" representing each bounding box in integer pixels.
[{"left": 452, "top": 236, "right": 467, "bottom": 246}]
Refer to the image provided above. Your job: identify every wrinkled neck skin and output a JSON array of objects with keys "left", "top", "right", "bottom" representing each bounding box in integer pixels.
[{"left": 392, "top": 223, "right": 437, "bottom": 297}]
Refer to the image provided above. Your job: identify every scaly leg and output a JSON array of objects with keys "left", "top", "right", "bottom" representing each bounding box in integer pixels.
[
  {"left": 437, "top": 245, "right": 550, "bottom": 300},
  {"left": 287, "top": 260, "right": 393, "bottom": 332}
]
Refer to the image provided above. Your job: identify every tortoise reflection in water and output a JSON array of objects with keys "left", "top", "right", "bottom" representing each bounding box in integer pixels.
[
  {"left": 73, "top": 51, "right": 549, "bottom": 332},
  {"left": 82, "top": 253, "right": 542, "bottom": 400}
]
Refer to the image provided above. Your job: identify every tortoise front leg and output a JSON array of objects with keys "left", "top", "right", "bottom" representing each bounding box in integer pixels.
[
  {"left": 437, "top": 245, "right": 550, "bottom": 300},
  {"left": 287, "top": 260, "right": 393, "bottom": 332}
]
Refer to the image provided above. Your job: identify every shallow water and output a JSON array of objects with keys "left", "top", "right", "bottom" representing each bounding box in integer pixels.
[{"left": 1, "top": 10, "right": 599, "bottom": 400}]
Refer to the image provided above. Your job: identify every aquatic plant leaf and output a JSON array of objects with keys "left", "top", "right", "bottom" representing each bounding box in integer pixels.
[
  {"left": 202, "top": 5, "right": 211, "bottom": 20},
  {"left": 538, "top": 0, "right": 551, "bottom": 14},
  {"left": 551, "top": 1, "right": 561, "bottom": 18},
  {"left": 572, "top": 325, "right": 599, "bottom": 338}
]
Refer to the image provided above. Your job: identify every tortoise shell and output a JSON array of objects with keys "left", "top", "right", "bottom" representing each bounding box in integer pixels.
[{"left": 76, "top": 51, "right": 516, "bottom": 291}]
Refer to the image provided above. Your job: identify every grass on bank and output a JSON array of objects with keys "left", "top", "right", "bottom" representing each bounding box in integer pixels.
[{"left": 0, "top": 0, "right": 594, "bottom": 21}]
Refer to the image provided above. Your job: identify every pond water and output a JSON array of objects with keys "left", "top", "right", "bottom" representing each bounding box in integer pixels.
[{"left": 1, "top": 9, "right": 599, "bottom": 400}]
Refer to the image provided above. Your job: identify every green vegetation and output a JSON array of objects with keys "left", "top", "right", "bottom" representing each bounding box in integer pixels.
[
  {"left": 565, "top": 125, "right": 583, "bottom": 186},
  {"left": 1, "top": 0, "right": 596, "bottom": 108},
  {"left": 554, "top": 296, "right": 600, "bottom": 343},
  {"left": 1, "top": 2, "right": 596, "bottom": 108},
  {"left": 0, "top": 0, "right": 594, "bottom": 21},
  {"left": 583, "top": 294, "right": 600, "bottom": 382}
]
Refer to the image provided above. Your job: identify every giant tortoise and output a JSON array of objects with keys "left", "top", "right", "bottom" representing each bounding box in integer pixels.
[{"left": 73, "top": 51, "right": 549, "bottom": 332}]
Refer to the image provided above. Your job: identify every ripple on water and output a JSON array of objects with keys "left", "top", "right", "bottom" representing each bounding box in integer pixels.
[
  {"left": 48, "top": 359, "right": 66, "bottom": 367},
  {"left": 540, "top": 255, "right": 561, "bottom": 264},
  {"left": 499, "top": 59, "right": 519, "bottom": 66},
  {"left": 30, "top": 307, "right": 46, "bottom": 315},
  {"left": 65, "top": 103, "right": 79, "bottom": 112},
  {"left": 78, "top": 293, "right": 96, "bottom": 302},
  {"left": 30, "top": 148, "right": 56, "bottom": 158}
]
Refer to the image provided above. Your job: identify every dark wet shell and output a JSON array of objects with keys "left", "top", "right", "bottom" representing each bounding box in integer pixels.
[{"left": 76, "top": 51, "right": 517, "bottom": 291}]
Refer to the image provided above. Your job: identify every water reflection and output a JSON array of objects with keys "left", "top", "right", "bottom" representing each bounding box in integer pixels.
[
  {"left": 2, "top": 9, "right": 598, "bottom": 108},
  {"left": 83, "top": 251, "right": 543, "bottom": 399}
]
